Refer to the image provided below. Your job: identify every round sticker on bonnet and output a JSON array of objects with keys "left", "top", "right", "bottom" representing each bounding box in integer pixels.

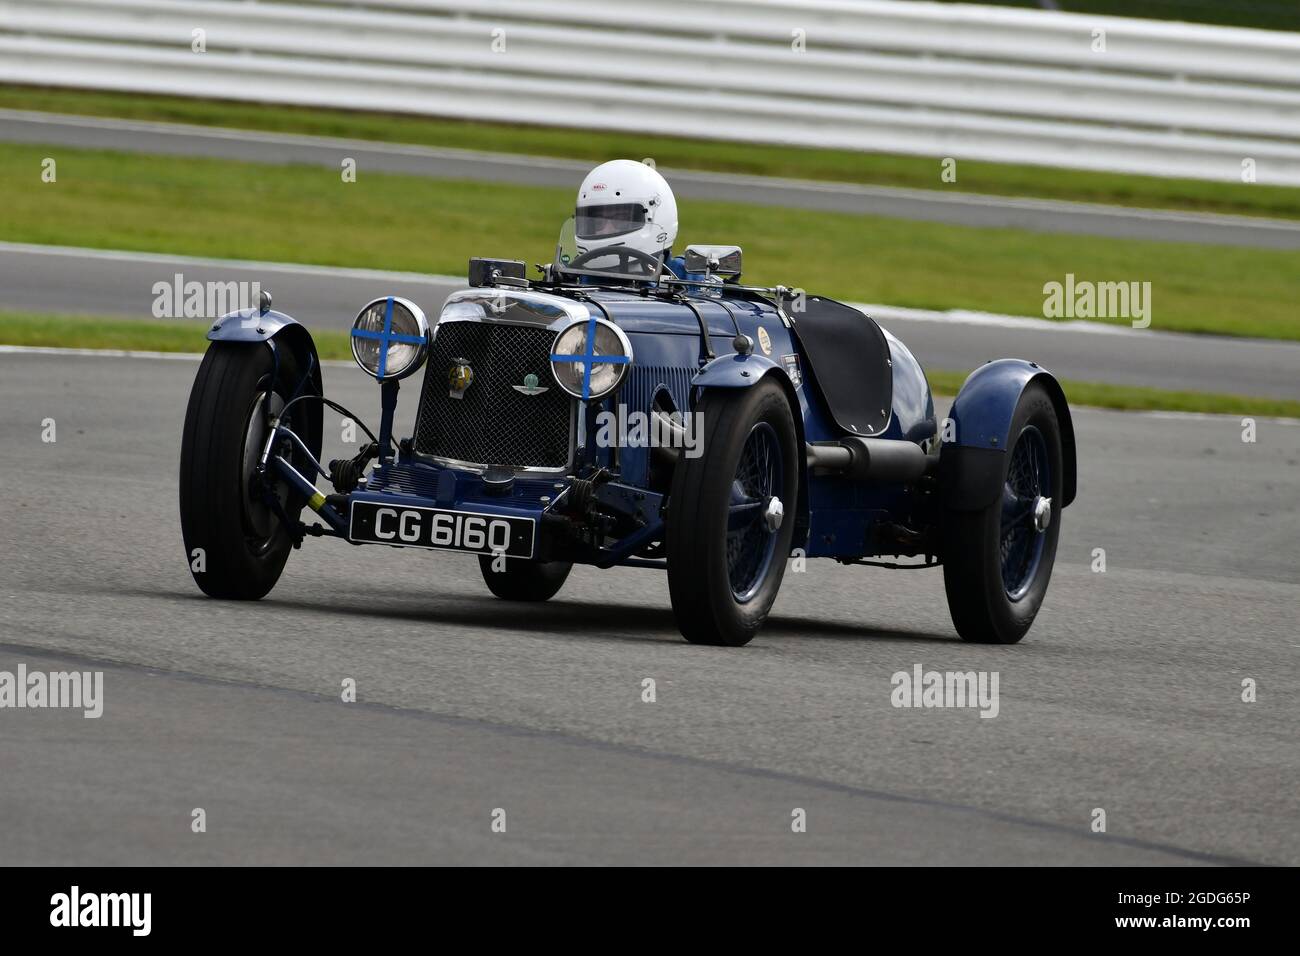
[{"left": 757, "top": 326, "right": 773, "bottom": 355}]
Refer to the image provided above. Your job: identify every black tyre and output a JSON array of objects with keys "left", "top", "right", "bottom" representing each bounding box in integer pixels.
[
  {"left": 179, "top": 342, "right": 319, "bottom": 600},
  {"left": 942, "top": 382, "right": 1063, "bottom": 643},
  {"left": 666, "top": 379, "right": 800, "bottom": 646},
  {"left": 478, "top": 556, "right": 572, "bottom": 601}
]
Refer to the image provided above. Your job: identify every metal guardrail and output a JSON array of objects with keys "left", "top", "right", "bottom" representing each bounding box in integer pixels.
[{"left": 1, "top": 0, "right": 1298, "bottom": 183}]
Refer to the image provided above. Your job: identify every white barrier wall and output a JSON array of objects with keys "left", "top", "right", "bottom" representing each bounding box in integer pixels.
[{"left": 1, "top": 0, "right": 1298, "bottom": 183}]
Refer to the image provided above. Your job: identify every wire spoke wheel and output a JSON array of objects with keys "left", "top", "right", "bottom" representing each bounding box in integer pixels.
[
  {"left": 726, "top": 422, "right": 783, "bottom": 603},
  {"left": 666, "top": 380, "right": 798, "bottom": 646},
  {"left": 1000, "top": 425, "right": 1050, "bottom": 601},
  {"left": 941, "top": 382, "right": 1064, "bottom": 644}
]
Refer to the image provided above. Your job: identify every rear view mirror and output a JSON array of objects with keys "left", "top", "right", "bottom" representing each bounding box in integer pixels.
[{"left": 684, "top": 244, "right": 742, "bottom": 277}]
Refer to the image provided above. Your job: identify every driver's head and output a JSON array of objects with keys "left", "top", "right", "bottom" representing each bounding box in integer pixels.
[{"left": 574, "top": 160, "right": 678, "bottom": 261}]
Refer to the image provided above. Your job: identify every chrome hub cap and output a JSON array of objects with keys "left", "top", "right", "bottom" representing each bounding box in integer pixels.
[
  {"left": 763, "top": 496, "right": 784, "bottom": 532},
  {"left": 1032, "top": 495, "right": 1052, "bottom": 533}
]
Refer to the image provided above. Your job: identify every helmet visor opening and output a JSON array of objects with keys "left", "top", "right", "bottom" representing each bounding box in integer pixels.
[{"left": 575, "top": 203, "right": 646, "bottom": 240}]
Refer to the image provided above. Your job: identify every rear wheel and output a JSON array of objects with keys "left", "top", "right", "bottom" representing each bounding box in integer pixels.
[
  {"left": 179, "top": 342, "right": 317, "bottom": 600},
  {"left": 666, "top": 380, "right": 799, "bottom": 646},
  {"left": 478, "top": 556, "right": 572, "bottom": 601},
  {"left": 942, "top": 382, "right": 1063, "bottom": 643}
]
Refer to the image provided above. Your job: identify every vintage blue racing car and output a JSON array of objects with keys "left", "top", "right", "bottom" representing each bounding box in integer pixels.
[{"left": 180, "top": 192, "right": 1075, "bottom": 647}]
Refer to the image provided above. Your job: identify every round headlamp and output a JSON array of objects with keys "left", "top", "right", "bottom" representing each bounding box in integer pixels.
[
  {"left": 350, "top": 296, "right": 429, "bottom": 381},
  {"left": 550, "top": 317, "right": 633, "bottom": 400}
]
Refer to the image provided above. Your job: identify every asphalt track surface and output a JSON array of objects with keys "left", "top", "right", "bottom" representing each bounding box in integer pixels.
[
  {"left": 1, "top": 352, "right": 1297, "bottom": 865},
  {"left": 5, "top": 109, "right": 1300, "bottom": 250},
  {"left": 4, "top": 243, "right": 1300, "bottom": 402}
]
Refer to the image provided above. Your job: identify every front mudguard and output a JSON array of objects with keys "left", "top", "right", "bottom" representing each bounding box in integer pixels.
[
  {"left": 691, "top": 350, "right": 782, "bottom": 390},
  {"left": 208, "top": 306, "right": 324, "bottom": 459},
  {"left": 209, "top": 307, "right": 321, "bottom": 380},
  {"left": 691, "top": 351, "right": 804, "bottom": 445},
  {"left": 939, "top": 359, "right": 1076, "bottom": 511}
]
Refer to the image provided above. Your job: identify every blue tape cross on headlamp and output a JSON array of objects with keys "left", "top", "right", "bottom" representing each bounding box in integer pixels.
[
  {"left": 350, "top": 296, "right": 428, "bottom": 381},
  {"left": 550, "top": 315, "right": 631, "bottom": 400}
]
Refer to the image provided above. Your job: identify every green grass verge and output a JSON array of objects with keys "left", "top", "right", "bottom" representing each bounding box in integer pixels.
[
  {"left": 5, "top": 142, "right": 1298, "bottom": 340},
  {"left": 4, "top": 312, "right": 1298, "bottom": 419},
  {"left": 5, "top": 84, "right": 1300, "bottom": 221},
  {"left": 0, "top": 310, "right": 353, "bottom": 359},
  {"left": 924, "top": 370, "right": 1299, "bottom": 418},
  {"left": 939, "top": 0, "right": 1300, "bottom": 32}
]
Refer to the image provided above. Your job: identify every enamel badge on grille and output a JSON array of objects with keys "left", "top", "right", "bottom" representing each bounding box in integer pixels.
[
  {"left": 448, "top": 359, "right": 474, "bottom": 399},
  {"left": 512, "top": 373, "right": 549, "bottom": 396}
]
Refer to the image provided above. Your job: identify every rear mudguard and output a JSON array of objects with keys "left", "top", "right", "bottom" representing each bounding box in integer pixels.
[
  {"left": 207, "top": 306, "right": 324, "bottom": 454},
  {"left": 939, "top": 359, "right": 1076, "bottom": 511}
]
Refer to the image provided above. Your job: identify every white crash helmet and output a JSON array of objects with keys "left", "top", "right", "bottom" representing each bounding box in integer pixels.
[{"left": 574, "top": 160, "right": 679, "bottom": 260}]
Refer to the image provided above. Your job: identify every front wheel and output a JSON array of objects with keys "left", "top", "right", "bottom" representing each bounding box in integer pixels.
[
  {"left": 666, "top": 379, "right": 800, "bottom": 646},
  {"left": 179, "top": 342, "right": 317, "bottom": 600},
  {"left": 942, "top": 382, "right": 1063, "bottom": 643}
]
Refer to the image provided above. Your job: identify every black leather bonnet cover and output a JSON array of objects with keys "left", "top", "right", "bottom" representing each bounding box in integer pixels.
[{"left": 791, "top": 295, "right": 893, "bottom": 436}]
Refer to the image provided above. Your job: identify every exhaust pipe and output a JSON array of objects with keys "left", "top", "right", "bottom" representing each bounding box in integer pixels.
[
  {"left": 651, "top": 409, "right": 684, "bottom": 468},
  {"left": 807, "top": 437, "right": 931, "bottom": 482}
]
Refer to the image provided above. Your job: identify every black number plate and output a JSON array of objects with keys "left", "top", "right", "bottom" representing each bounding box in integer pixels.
[{"left": 349, "top": 501, "right": 535, "bottom": 559}]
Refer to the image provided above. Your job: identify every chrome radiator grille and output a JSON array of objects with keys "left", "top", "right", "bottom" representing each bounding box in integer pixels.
[{"left": 414, "top": 321, "right": 572, "bottom": 469}]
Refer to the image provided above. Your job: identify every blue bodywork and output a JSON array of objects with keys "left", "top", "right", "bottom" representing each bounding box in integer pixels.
[{"left": 232, "top": 277, "right": 1075, "bottom": 569}]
